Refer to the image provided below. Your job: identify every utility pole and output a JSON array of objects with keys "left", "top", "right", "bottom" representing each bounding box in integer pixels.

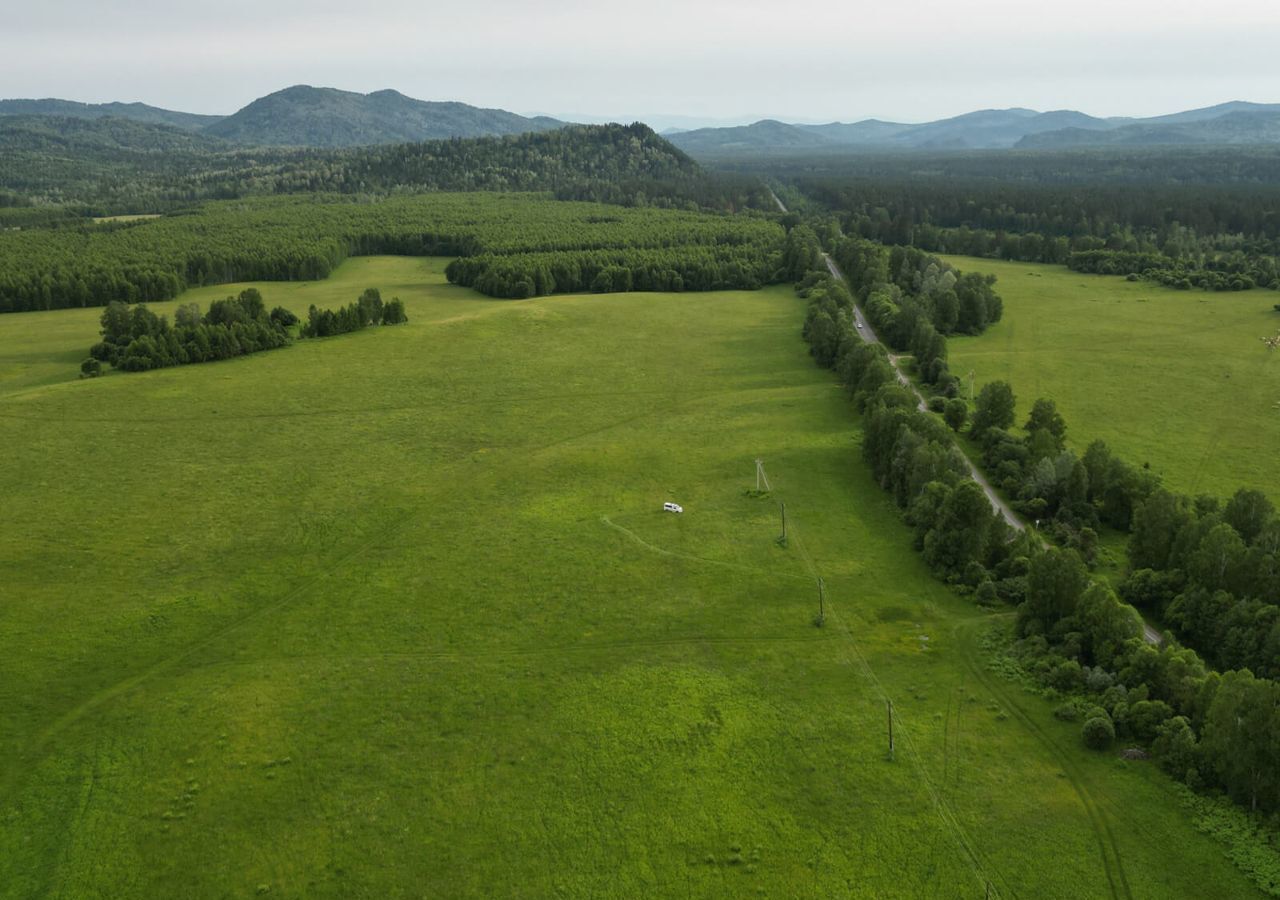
[
  {"left": 778, "top": 501, "right": 787, "bottom": 545},
  {"left": 887, "top": 700, "right": 895, "bottom": 761},
  {"left": 816, "top": 576, "right": 826, "bottom": 627},
  {"left": 967, "top": 369, "right": 976, "bottom": 403},
  {"left": 755, "top": 458, "right": 763, "bottom": 492}
]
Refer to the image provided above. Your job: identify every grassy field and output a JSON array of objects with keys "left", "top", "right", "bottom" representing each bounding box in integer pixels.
[
  {"left": 0, "top": 257, "right": 1264, "bottom": 898},
  {"left": 942, "top": 256, "right": 1280, "bottom": 502}
]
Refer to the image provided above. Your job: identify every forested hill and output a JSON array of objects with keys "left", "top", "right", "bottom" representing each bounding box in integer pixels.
[
  {"left": 0, "top": 115, "right": 225, "bottom": 155},
  {"left": 670, "top": 102, "right": 1280, "bottom": 156},
  {"left": 1017, "top": 110, "right": 1280, "bottom": 149},
  {"left": 1, "top": 86, "right": 563, "bottom": 148},
  {"left": 0, "top": 97, "right": 221, "bottom": 131},
  {"left": 203, "top": 85, "right": 563, "bottom": 147},
  {"left": 0, "top": 120, "right": 773, "bottom": 214}
]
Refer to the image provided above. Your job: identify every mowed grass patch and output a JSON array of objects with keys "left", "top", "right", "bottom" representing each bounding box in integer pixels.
[
  {"left": 0, "top": 258, "right": 1263, "bottom": 898},
  {"left": 942, "top": 255, "right": 1280, "bottom": 501}
]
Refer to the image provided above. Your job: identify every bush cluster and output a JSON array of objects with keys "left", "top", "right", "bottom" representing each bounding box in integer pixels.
[{"left": 88, "top": 288, "right": 289, "bottom": 372}]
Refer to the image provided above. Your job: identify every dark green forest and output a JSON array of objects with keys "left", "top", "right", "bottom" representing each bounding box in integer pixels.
[
  {"left": 731, "top": 148, "right": 1280, "bottom": 292},
  {"left": 0, "top": 118, "right": 771, "bottom": 214},
  {"left": 89, "top": 289, "right": 291, "bottom": 372},
  {"left": 0, "top": 193, "right": 784, "bottom": 312}
]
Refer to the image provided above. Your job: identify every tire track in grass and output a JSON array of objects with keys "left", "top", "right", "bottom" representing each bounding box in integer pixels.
[
  {"left": 955, "top": 618, "right": 1132, "bottom": 900},
  {"left": 601, "top": 516, "right": 812, "bottom": 582}
]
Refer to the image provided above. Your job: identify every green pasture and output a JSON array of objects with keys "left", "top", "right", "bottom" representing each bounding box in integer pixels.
[
  {"left": 0, "top": 257, "right": 1262, "bottom": 897},
  {"left": 943, "top": 256, "right": 1280, "bottom": 502}
]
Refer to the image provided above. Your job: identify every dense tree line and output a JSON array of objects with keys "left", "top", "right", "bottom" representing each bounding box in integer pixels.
[
  {"left": 0, "top": 193, "right": 785, "bottom": 312},
  {"left": 966, "top": 387, "right": 1162, "bottom": 560},
  {"left": 714, "top": 146, "right": 1280, "bottom": 187},
  {"left": 958, "top": 375, "right": 1280, "bottom": 818},
  {"left": 87, "top": 289, "right": 290, "bottom": 372},
  {"left": 445, "top": 243, "right": 779, "bottom": 298},
  {"left": 809, "top": 237, "right": 1001, "bottom": 399},
  {"left": 1067, "top": 249, "right": 1274, "bottom": 291},
  {"left": 745, "top": 152, "right": 1280, "bottom": 292},
  {"left": 0, "top": 118, "right": 774, "bottom": 215},
  {"left": 301, "top": 288, "right": 407, "bottom": 337},
  {"left": 1018, "top": 542, "right": 1280, "bottom": 815},
  {"left": 1123, "top": 488, "right": 1280, "bottom": 679}
]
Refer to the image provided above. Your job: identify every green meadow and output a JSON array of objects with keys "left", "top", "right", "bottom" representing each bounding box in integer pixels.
[
  {"left": 942, "top": 256, "right": 1280, "bottom": 502},
  {"left": 0, "top": 257, "right": 1263, "bottom": 897}
]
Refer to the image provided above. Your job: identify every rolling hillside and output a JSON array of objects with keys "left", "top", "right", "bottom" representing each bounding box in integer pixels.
[
  {"left": 0, "top": 98, "right": 222, "bottom": 131},
  {"left": 1018, "top": 110, "right": 1280, "bottom": 148},
  {"left": 669, "top": 101, "right": 1280, "bottom": 156},
  {"left": 203, "top": 85, "right": 564, "bottom": 147},
  {"left": 2, "top": 86, "right": 566, "bottom": 149}
]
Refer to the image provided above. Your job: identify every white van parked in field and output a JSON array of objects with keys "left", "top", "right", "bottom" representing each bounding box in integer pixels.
[{"left": 663, "top": 502, "right": 683, "bottom": 514}]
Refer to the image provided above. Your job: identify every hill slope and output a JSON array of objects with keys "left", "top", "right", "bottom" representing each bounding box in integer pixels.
[
  {"left": 204, "top": 85, "right": 564, "bottom": 147},
  {"left": 0, "top": 98, "right": 221, "bottom": 131},
  {"left": 0, "top": 121, "right": 768, "bottom": 217},
  {"left": 1018, "top": 110, "right": 1280, "bottom": 148},
  {"left": 667, "top": 120, "right": 835, "bottom": 155},
  {"left": 672, "top": 101, "right": 1280, "bottom": 156},
  {"left": 0, "top": 115, "right": 226, "bottom": 154}
]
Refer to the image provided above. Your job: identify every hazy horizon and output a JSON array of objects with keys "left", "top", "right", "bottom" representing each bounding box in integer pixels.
[{"left": 4, "top": 0, "right": 1280, "bottom": 125}]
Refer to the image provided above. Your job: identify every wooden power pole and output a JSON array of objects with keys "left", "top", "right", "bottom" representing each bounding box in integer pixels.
[{"left": 887, "top": 700, "right": 895, "bottom": 761}]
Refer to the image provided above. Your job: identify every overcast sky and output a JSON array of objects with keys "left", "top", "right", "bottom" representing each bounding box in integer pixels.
[{"left": 5, "top": 0, "right": 1280, "bottom": 126}]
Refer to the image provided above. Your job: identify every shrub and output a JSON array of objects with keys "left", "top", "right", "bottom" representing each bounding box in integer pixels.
[
  {"left": 974, "top": 580, "right": 999, "bottom": 606},
  {"left": 1082, "top": 715, "right": 1115, "bottom": 750},
  {"left": 1152, "top": 716, "right": 1198, "bottom": 779},
  {"left": 382, "top": 298, "right": 408, "bottom": 325},
  {"left": 1054, "top": 703, "right": 1081, "bottom": 722},
  {"left": 270, "top": 306, "right": 299, "bottom": 327},
  {"left": 1085, "top": 667, "right": 1114, "bottom": 694},
  {"left": 1049, "top": 659, "right": 1084, "bottom": 693},
  {"left": 79, "top": 358, "right": 101, "bottom": 378},
  {"left": 1127, "top": 699, "right": 1174, "bottom": 743}
]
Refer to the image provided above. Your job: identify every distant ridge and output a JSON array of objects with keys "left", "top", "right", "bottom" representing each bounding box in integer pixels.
[
  {"left": 0, "top": 86, "right": 567, "bottom": 148},
  {"left": 203, "top": 85, "right": 565, "bottom": 147},
  {"left": 7, "top": 90, "right": 1280, "bottom": 153},
  {"left": 1017, "top": 110, "right": 1280, "bottom": 149},
  {"left": 668, "top": 102, "right": 1280, "bottom": 155},
  {"left": 666, "top": 119, "right": 835, "bottom": 154},
  {"left": 0, "top": 97, "right": 222, "bottom": 132}
]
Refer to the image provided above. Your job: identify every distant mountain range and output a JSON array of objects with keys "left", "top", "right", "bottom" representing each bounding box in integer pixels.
[
  {"left": 0, "top": 86, "right": 565, "bottom": 148},
  {"left": 666, "top": 101, "right": 1280, "bottom": 155},
  {"left": 5, "top": 89, "right": 1280, "bottom": 153},
  {"left": 0, "top": 97, "right": 222, "bottom": 132}
]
